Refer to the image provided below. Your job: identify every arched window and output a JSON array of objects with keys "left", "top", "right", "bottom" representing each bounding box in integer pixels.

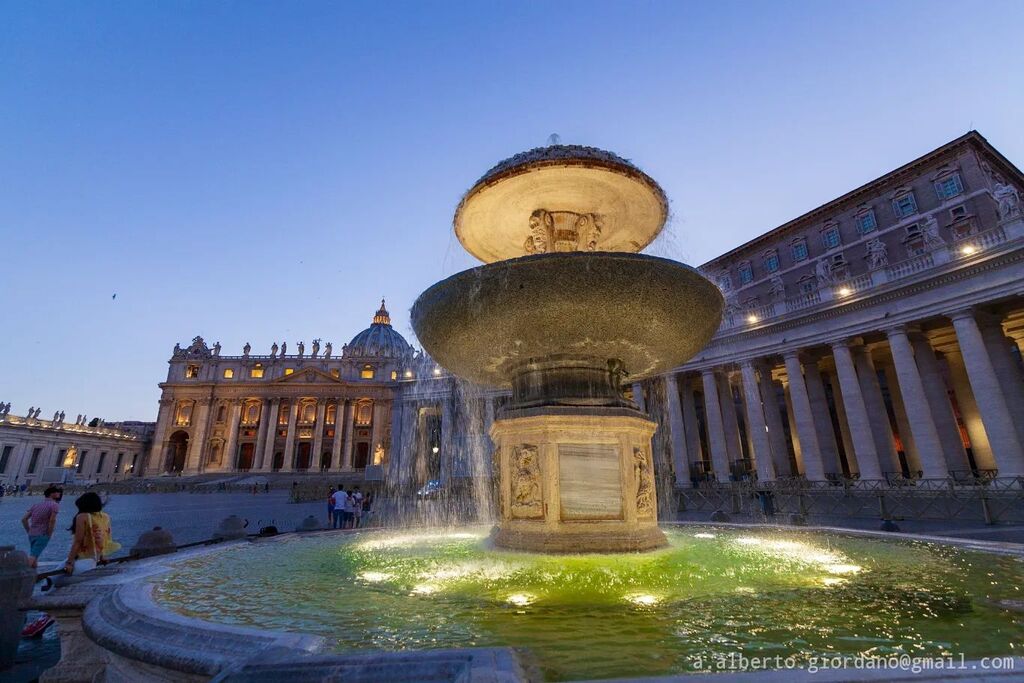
[
  {"left": 175, "top": 401, "right": 194, "bottom": 426},
  {"left": 301, "top": 402, "right": 316, "bottom": 423},
  {"left": 361, "top": 364, "right": 375, "bottom": 379},
  {"left": 326, "top": 403, "right": 337, "bottom": 425},
  {"left": 278, "top": 403, "right": 290, "bottom": 425},
  {"left": 216, "top": 405, "right": 227, "bottom": 422},
  {"left": 356, "top": 401, "right": 373, "bottom": 426},
  {"left": 243, "top": 402, "right": 260, "bottom": 425}
]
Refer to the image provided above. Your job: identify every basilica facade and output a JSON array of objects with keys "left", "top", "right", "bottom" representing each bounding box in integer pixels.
[{"left": 147, "top": 131, "right": 1024, "bottom": 496}]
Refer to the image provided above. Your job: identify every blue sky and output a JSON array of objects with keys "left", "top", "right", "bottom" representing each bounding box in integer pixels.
[{"left": 2, "top": 1, "right": 1023, "bottom": 420}]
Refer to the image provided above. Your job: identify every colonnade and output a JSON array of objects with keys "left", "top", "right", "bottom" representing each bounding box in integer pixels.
[{"left": 661, "top": 307, "right": 1024, "bottom": 485}]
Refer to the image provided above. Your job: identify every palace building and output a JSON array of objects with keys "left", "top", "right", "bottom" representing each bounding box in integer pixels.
[{"left": 145, "top": 131, "right": 1024, "bottom": 496}]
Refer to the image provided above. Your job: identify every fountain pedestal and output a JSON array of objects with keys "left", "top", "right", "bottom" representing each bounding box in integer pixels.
[{"left": 491, "top": 409, "right": 666, "bottom": 553}]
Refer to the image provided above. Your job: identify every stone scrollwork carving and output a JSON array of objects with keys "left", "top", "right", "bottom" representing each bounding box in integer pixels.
[
  {"left": 920, "top": 215, "right": 945, "bottom": 250},
  {"left": 633, "top": 447, "right": 654, "bottom": 518},
  {"left": 994, "top": 180, "right": 1021, "bottom": 221},
  {"left": 510, "top": 444, "right": 543, "bottom": 519},
  {"left": 523, "top": 209, "right": 603, "bottom": 254},
  {"left": 768, "top": 274, "right": 785, "bottom": 300},
  {"left": 815, "top": 258, "right": 834, "bottom": 285}
]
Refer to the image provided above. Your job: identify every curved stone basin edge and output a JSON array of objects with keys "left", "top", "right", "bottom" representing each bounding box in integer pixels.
[{"left": 28, "top": 526, "right": 1024, "bottom": 682}]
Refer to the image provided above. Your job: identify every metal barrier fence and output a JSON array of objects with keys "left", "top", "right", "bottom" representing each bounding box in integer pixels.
[{"left": 678, "top": 476, "right": 1024, "bottom": 524}]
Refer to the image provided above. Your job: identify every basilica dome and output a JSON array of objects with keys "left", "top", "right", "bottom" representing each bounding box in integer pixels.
[{"left": 344, "top": 300, "right": 414, "bottom": 359}]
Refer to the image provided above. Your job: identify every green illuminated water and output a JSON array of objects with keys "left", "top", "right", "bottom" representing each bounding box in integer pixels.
[{"left": 155, "top": 527, "right": 1024, "bottom": 680}]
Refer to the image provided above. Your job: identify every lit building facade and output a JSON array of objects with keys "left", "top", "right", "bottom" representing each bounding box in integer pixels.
[{"left": 146, "top": 132, "right": 1024, "bottom": 494}]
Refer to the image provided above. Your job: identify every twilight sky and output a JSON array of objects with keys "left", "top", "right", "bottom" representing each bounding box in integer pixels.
[{"left": 2, "top": 1, "right": 1023, "bottom": 420}]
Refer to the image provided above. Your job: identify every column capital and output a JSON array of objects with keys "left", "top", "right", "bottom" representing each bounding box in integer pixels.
[
  {"left": 782, "top": 349, "right": 806, "bottom": 362},
  {"left": 700, "top": 367, "right": 718, "bottom": 378},
  {"left": 828, "top": 336, "right": 865, "bottom": 350},
  {"left": 947, "top": 307, "right": 977, "bottom": 323},
  {"left": 883, "top": 323, "right": 913, "bottom": 337}
]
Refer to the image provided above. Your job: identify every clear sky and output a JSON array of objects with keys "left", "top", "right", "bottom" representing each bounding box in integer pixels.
[{"left": 2, "top": 1, "right": 1023, "bottom": 420}]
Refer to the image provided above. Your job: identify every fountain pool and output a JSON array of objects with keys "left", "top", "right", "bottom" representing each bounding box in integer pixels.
[{"left": 153, "top": 526, "right": 1024, "bottom": 681}]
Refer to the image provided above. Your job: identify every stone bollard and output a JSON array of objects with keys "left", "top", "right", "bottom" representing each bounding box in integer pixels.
[
  {"left": 130, "top": 527, "right": 177, "bottom": 558},
  {"left": 0, "top": 545, "right": 35, "bottom": 670},
  {"left": 295, "top": 516, "right": 322, "bottom": 533},
  {"left": 788, "top": 513, "right": 807, "bottom": 526},
  {"left": 709, "top": 509, "right": 730, "bottom": 523},
  {"left": 213, "top": 515, "right": 249, "bottom": 541}
]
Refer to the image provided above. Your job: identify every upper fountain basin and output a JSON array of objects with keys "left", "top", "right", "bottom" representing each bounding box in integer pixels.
[
  {"left": 411, "top": 252, "right": 723, "bottom": 387},
  {"left": 454, "top": 145, "right": 668, "bottom": 263}
]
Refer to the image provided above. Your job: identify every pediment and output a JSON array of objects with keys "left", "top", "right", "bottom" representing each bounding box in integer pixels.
[{"left": 271, "top": 367, "right": 342, "bottom": 384}]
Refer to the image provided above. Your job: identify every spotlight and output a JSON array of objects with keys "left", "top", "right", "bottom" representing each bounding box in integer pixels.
[
  {"left": 837, "top": 286, "right": 851, "bottom": 297},
  {"left": 960, "top": 245, "right": 976, "bottom": 256}
]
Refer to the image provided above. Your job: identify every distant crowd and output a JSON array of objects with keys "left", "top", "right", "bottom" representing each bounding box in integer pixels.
[{"left": 327, "top": 486, "right": 373, "bottom": 529}]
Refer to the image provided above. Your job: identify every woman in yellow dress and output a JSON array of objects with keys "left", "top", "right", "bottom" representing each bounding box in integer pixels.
[{"left": 64, "top": 492, "right": 120, "bottom": 575}]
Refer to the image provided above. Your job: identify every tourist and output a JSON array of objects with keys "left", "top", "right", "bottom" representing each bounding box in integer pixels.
[
  {"left": 64, "top": 492, "right": 120, "bottom": 575},
  {"left": 330, "top": 488, "right": 347, "bottom": 529},
  {"left": 326, "top": 486, "right": 337, "bottom": 525},
  {"left": 352, "top": 486, "right": 364, "bottom": 528},
  {"left": 21, "top": 485, "right": 62, "bottom": 568},
  {"left": 362, "top": 492, "right": 374, "bottom": 526},
  {"left": 343, "top": 489, "right": 356, "bottom": 529}
]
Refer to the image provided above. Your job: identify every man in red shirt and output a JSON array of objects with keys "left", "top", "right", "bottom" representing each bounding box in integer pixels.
[{"left": 21, "top": 485, "right": 63, "bottom": 568}]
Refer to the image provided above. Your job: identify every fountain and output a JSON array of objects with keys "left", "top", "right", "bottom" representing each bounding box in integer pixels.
[{"left": 412, "top": 144, "right": 723, "bottom": 552}]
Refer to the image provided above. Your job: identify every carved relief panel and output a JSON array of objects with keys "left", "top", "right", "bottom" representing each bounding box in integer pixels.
[{"left": 509, "top": 444, "right": 543, "bottom": 519}]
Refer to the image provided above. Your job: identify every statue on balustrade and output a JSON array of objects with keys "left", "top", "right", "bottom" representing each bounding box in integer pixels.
[
  {"left": 297, "top": 341, "right": 305, "bottom": 358},
  {"left": 311, "top": 339, "right": 320, "bottom": 358},
  {"left": 865, "top": 238, "right": 889, "bottom": 269},
  {"left": 768, "top": 274, "right": 785, "bottom": 300},
  {"left": 243, "top": 342, "right": 251, "bottom": 357},
  {"left": 270, "top": 342, "right": 278, "bottom": 358},
  {"left": 994, "top": 180, "right": 1021, "bottom": 220},
  {"left": 920, "top": 215, "right": 945, "bottom": 250},
  {"left": 815, "top": 258, "right": 833, "bottom": 285},
  {"left": 280, "top": 341, "right": 287, "bottom": 356},
  {"left": 324, "top": 342, "right": 332, "bottom": 359}
]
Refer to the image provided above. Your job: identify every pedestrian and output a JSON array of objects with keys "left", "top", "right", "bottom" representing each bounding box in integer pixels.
[
  {"left": 326, "top": 486, "right": 337, "bottom": 526},
  {"left": 343, "top": 489, "right": 357, "bottom": 529},
  {"left": 21, "top": 485, "right": 63, "bottom": 568},
  {"left": 64, "top": 492, "right": 120, "bottom": 575},
  {"left": 352, "top": 486, "right": 364, "bottom": 528},
  {"left": 362, "top": 492, "right": 374, "bottom": 526},
  {"left": 330, "top": 488, "right": 347, "bottom": 529}
]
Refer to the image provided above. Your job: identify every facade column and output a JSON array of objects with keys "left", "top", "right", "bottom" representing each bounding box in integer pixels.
[
  {"left": 257, "top": 398, "right": 280, "bottom": 471},
  {"left": 885, "top": 326, "right": 948, "bottom": 478},
  {"left": 944, "top": 349, "right": 995, "bottom": 469},
  {"left": 782, "top": 352, "right": 827, "bottom": 481},
  {"left": 758, "top": 366, "right": 791, "bottom": 477},
  {"left": 329, "top": 399, "right": 345, "bottom": 471},
  {"left": 440, "top": 395, "right": 455, "bottom": 481},
  {"left": 853, "top": 346, "right": 901, "bottom": 474},
  {"left": 312, "top": 400, "right": 327, "bottom": 469},
  {"left": 740, "top": 361, "right": 775, "bottom": 481},
  {"left": 664, "top": 372, "right": 690, "bottom": 486},
  {"left": 880, "top": 362, "right": 920, "bottom": 474},
  {"left": 370, "top": 401, "right": 386, "bottom": 463},
  {"left": 717, "top": 373, "right": 743, "bottom": 467},
  {"left": 802, "top": 359, "right": 841, "bottom": 476},
  {"left": 251, "top": 399, "right": 270, "bottom": 470},
  {"left": 781, "top": 380, "right": 803, "bottom": 473},
  {"left": 184, "top": 398, "right": 212, "bottom": 474},
  {"left": 341, "top": 401, "right": 355, "bottom": 470},
  {"left": 386, "top": 399, "right": 405, "bottom": 479},
  {"left": 281, "top": 400, "right": 298, "bottom": 472},
  {"left": 949, "top": 310, "right": 1024, "bottom": 476},
  {"left": 146, "top": 398, "right": 175, "bottom": 474},
  {"left": 909, "top": 331, "right": 969, "bottom": 471},
  {"left": 830, "top": 340, "right": 882, "bottom": 480},
  {"left": 700, "top": 369, "right": 731, "bottom": 481},
  {"left": 222, "top": 400, "right": 242, "bottom": 472},
  {"left": 681, "top": 377, "right": 704, "bottom": 475}
]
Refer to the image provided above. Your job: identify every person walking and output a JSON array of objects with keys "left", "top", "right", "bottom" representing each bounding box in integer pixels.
[
  {"left": 326, "top": 486, "right": 337, "bottom": 526},
  {"left": 21, "top": 485, "right": 62, "bottom": 568},
  {"left": 63, "top": 492, "right": 120, "bottom": 575},
  {"left": 351, "top": 487, "right": 364, "bottom": 529},
  {"left": 330, "top": 488, "right": 347, "bottom": 529}
]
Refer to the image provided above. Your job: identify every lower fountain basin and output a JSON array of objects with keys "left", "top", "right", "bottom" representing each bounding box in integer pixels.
[
  {"left": 411, "top": 252, "right": 723, "bottom": 387},
  {"left": 152, "top": 526, "right": 1024, "bottom": 681}
]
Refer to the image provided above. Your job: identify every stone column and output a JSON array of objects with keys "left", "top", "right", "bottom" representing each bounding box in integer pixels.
[
  {"left": 370, "top": 402, "right": 386, "bottom": 461},
  {"left": 830, "top": 340, "right": 882, "bottom": 480},
  {"left": 758, "top": 367, "right": 791, "bottom": 477},
  {"left": 802, "top": 358, "right": 841, "bottom": 476},
  {"left": 717, "top": 373, "right": 743, "bottom": 466},
  {"left": 949, "top": 309, "right": 1024, "bottom": 476},
  {"left": 440, "top": 396, "right": 455, "bottom": 481},
  {"left": 825, "top": 367, "right": 857, "bottom": 476},
  {"left": 881, "top": 362, "right": 920, "bottom": 474},
  {"left": 740, "top": 361, "right": 775, "bottom": 481},
  {"left": 387, "top": 399, "right": 405, "bottom": 479},
  {"left": 184, "top": 398, "right": 212, "bottom": 474},
  {"left": 632, "top": 382, "right": 646, "bottom": 412},
  {"left": 341, "top": 401, "right": 355, "bottom": 470},
  {"left": 664, "top": 372, "right": 690, "bottom": 486},
  {"left": 944, "top": 349, "right": 995, "bottom": 469},
  {"left": 909, "top": 331, "right": 968, "bottom": 471},
  {"left": 281, "top": 400, "right": 298, "bottom": 472},
  {"left": 782, "top": 380, "right": 803, "bottom": 473},
  {"left": 853, "top": 346, "right": 901, "bottom": 474},
  {"left": 146, "top": 398, "right": 174, "bottom": 474},
  {"left": 257, "top": 398, "right": 280, "bottom": 471},
  {"left": 223, "top": 400, "right": 242, "bottom": 472},
  {"left": 312, "top": 400, "right": 327, "bottom": 469},
  {"left": 681, "top": 377, "right": 704, "bottom": 474},
  {"left": 700, "top": 370, "right": 731, "bottom": 481},
  {"left": 978, "top": 315, "right": 1024, "bottom": 447},
  {"left": 330, "top": 399, "right": 345, "bottom": 471},
  {"left": 783, "top": 352, "right": 826, "bottom": 481},
  {"left": 885, "top": 326, "right": 948, "bottom": 478}
]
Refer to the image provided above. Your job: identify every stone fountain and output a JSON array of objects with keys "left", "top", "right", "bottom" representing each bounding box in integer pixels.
[{"left": 412, "top": 144, "right": 723, "bottom": 552}]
